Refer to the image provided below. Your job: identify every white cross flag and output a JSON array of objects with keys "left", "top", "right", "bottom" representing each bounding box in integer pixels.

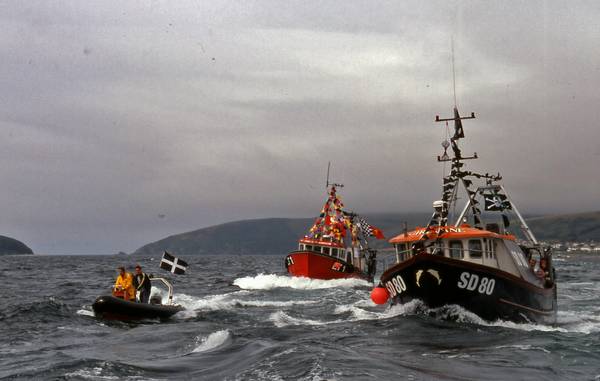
[{"left": 160, "top": 251, "right": 188, "bottom": 275}]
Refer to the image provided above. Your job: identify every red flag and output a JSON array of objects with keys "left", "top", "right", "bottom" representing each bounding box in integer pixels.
[
  {"left": 358, "top": 217, "right": 385, "bottom": 240},
  {"left": 370, "top": 226, "right": 385, "bottom": 240}
]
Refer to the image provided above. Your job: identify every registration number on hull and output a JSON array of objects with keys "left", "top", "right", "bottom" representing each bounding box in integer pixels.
[
  {"left": 457, "top": 272, "right": 495, "bottom": 295},
  {"left": 385, "top": 275, "right": 407, "bottom": 297}
]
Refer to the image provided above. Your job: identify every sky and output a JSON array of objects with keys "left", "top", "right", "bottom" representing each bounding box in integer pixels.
[{"left": 1, "top": 1, "right": 599, "bottom": 254}]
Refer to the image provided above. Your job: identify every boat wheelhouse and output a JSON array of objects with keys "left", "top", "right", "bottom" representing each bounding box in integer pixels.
[{"left": 376, "top": 106, "right": 557, "bottom": 323}]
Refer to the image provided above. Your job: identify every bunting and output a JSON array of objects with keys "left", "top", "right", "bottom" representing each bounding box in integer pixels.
[{"left": 304, "top": 186, "right": 347, "bottom": 243}]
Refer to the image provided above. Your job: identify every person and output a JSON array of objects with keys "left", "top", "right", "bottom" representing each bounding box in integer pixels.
[
  {"left": 538, "top": 257, "right": 554, "bottom": 287},
  {"left": 113, "top": 266, "right": 135, "bottom": 301},
  {"left": 133, "top": 264, "right": 152, "bottom": 303},
  {"left": 528, "top": 258, "right": 537, "bottom": 271}
]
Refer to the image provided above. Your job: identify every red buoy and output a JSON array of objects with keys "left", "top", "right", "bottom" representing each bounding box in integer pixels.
[{"left": 370, "top": 286, "right": 389, "bottom": 305}]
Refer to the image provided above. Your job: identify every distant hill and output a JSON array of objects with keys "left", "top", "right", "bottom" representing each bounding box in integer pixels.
[
  {"left": 133, "top": 211, "right": 600, "bottom": 257},
  {"left": 134, "top": 213, "right": 432, "bottom": 256},
  {"left": 0, "top": 235, "right": 33, "bottom": 255},
  {"left": 526, "top": 211, "right": 600, "bottom": 242}
]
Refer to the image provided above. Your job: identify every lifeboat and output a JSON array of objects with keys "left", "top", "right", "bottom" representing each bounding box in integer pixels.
[
  {"left": 92, "top": 277, "right": 184, "bottom": 321},
  {"left": 375, "top": 106, "right": 557, "bottom": 323},
  {"left": 285, "top": 182, "right": 382, "bottom": 282}
]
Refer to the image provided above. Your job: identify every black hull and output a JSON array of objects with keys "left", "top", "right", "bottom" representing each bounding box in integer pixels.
[
  {"left": 381, "top": 254, "right": 557, "bottom": 324},
  {"left": 92, "top": 295, "right": 184, "bottom": 321}
]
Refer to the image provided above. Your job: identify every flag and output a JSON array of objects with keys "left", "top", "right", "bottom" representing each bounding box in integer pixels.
[
  {"left": 160, "top": 251, "right": 188, "bottom": 275},
  {"left": 358, "top": 217, "right": 385, "bottom": 239},
  {"left": 483, "top": 192, "right": 512, "bottom": 211}
]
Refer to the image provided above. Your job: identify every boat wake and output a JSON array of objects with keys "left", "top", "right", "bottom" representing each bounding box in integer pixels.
[
  {"left": 172, "top": 291, "right": 319, "bottom": 318},
  {"left": 381, "top": 300, "right": 600, "bottom": 334},
  {"left": 233, "top": 273, "right": 372, "bottom": 290},
  {"left": 192, "top": 330, "right": 231, "bottom": 353},
  {"left": 268, "top": 296, "right": 600, "bottom": 335}
]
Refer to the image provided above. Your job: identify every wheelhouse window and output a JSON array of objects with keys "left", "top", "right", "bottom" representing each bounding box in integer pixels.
[
  {"left": 322, "top": 247, "right": 330, "bottom": 255},
  {"left": 396, "top": 243, "right": 411, "bottom": 261},
  {"left": 468, "top": 239, "right": 483, "bottom": 258},
  {"left": 306, "top": 245, "right": 313, "bottom": 252},
  {"left": 484, "top": 239, "right": 495, "bottom": 259},
  {"left": 449, "top": 240, "right": 463, "bottom": 259}
]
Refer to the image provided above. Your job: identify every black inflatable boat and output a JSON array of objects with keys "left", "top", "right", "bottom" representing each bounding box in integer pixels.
[{"left": 92, "top": 277, "right": 184, "bottom": 321}]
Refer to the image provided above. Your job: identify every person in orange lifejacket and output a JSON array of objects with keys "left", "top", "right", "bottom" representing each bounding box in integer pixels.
[{"left": 113, "top": 266, "right": 135, "bottom": 301}]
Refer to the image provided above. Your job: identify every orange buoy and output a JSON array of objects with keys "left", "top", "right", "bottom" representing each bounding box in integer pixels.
[{"left": 370, "top": 286, "right": 389, "bottom": 305}]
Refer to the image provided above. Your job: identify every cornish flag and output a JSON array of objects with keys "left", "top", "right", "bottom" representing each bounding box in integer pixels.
[
  {"left": 160, "top": 251, "right": 188, "bottom": 275},
  {"left": 357, "top": 217, "right": 385, "bottom": 240}
]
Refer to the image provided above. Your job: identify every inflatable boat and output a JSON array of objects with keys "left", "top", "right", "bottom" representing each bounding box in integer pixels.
[{"left": 92, "top": 277, "right": 184, "bottom": 321}]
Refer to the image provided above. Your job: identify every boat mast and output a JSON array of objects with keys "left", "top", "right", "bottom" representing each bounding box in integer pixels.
[
  {"left": 434, "top": 108, "right": 489, "bottom": 228},
  {"left": 325, "top": 161, "right": 344, "bottom": 190}
]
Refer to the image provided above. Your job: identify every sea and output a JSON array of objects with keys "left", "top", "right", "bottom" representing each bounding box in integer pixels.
[{"left": 0, "top": 252, "right": 599, "bottom": 380}]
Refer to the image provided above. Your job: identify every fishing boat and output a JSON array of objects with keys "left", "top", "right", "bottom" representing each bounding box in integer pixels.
[
  {"left": 285, "top": 176, "right": 384, "bottom": 282},
  {"left": 92, "top": 277, "right": 184, "bottom": 321},
  {"left": 372, "top": 106, "right": 557, "bottom": 323}
]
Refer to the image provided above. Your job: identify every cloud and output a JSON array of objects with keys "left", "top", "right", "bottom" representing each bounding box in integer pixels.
[{"left": 0, "top": 1, "right": 599, "bottom": 253}]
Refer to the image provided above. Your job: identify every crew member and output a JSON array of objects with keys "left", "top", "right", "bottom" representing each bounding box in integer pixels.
[
  {"left": 528, "top": 258, "right": 537, "bottom": 271},
  {"left": 538, "top": 257, "right": 553, "bottom": 287},
  {"left": 133, "top": 264, "right": 152, "bottom": 303},
  {"left": 114, "top": 266, "right": 135, "bottom": 301}
]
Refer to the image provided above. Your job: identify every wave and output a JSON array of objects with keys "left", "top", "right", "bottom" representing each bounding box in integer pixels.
[
  {"left": 269, "top": 311, "right": 346, "bottom": 328},
  {"left": 192, "top": 330, "right": 231, "bottom": 353},
  {"left": 0, "top": 297, "right": 72, "bottom": 321},
  {"left": 76, "top": 308, "right": 95, "bottom": 317},
  {"left": 495, "top": 344, "right": 551, "bottom": 353},
  {"left": 409, "top": 303, "right": 600, "bottom": 334},
  {"left": 332, "top": 299, "right": 600, "bottom": 335},
  {"left": 270, "top": 301, "right": 418, "bottom": 327},
  {"left": 172, "top": 291, "right": 319, "bottom": 318},
  {"left": 62, "top": 360, "right": 160, "bottom": 381},
  {"left": 233, "top": 273, "right": 371, "bottom": 290}
]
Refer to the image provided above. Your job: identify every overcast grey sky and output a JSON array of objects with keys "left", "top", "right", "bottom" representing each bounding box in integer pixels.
[{"left": 1, "top": 1, "right": 599, "bottom": 254}]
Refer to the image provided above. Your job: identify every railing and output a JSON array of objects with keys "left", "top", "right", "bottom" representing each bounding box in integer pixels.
[
  {"left": 149, "top": 277, "right": 175, "bottom": 305},
  {"left": 377, "top": 248, "right": 412, "bottom": 270}
]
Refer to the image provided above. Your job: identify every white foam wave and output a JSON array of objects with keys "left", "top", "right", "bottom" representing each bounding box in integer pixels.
[
  {"left": 269, "top": 311, "right": 345, "bottom": 327},
  {"left": 233, "top": 273, "right": 371, "bottom": 290},
  {"left": 334, "top": 299, "right": 600, "bottom": 335},
  {"left": 64, "top": 362, "right": 158, "bottom": 380},
  {"left": 192, "top": 330, "right": 231, "bottom": 353},
  {"left": 554, "top": 310, "right": 600, "bottom": 334},
  {"left": 171, "top": 291, "right": 319, "bottom": 318},
  {"left": 77, "top": 309, "right": 95, "bottom": 317},
  {"left": 64, "top": 368, "right": 119, "bottom": 380},
  {"left": 271, "top": 300, "right": 420, "bottom": 327},
  {"left": 416, "top": 304, "right": 600, "bottom": 334},
  {"left": 495, "top": 344, "right": 551, "bottom": 353}
]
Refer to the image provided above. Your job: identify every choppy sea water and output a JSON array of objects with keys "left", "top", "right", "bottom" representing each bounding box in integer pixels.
[{"left": 0, "top": 253, "right": 599, "bottom": 380}]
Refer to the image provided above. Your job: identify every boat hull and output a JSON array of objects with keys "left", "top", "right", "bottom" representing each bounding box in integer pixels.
[
  {"left": 380, "top": 254, "right": 557, "bottom": 324},
  {"left": 285, "top": 251, "right": 372, "bottom": 282},
  {"left": 92, "top": 295, "right": 184, "bottom": 321}
]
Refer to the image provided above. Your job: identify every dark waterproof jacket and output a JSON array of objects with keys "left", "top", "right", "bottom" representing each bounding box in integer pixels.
[{"left": 133, "top": 273, "right": 151, "bottom": 293}]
